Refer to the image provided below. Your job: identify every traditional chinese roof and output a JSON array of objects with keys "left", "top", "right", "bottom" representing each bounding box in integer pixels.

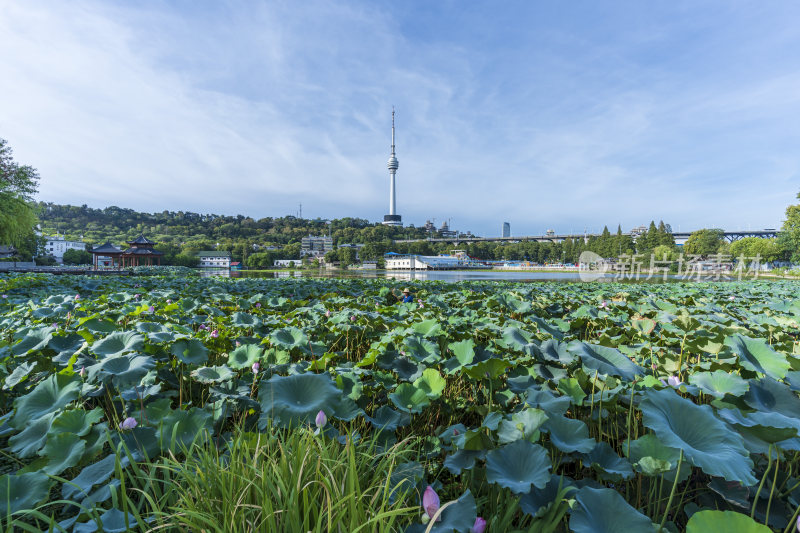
[
  {"left": 127, "top": 234, "right": 156, "bottom": 245},
  {"left": 91, "top": 242, "right": 122, "bottom": 254},
  {"left": 121, "top": 248, "right": 164, "bottom": 256}
]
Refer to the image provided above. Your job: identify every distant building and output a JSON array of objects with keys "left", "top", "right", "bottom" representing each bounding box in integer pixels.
[
  {"left": 301, "top": 235, "right": 333, "bottom": 257},
  {"left": 274, "top": 259, "right": 303, "bottom": 267},
  {"left": 438, "top": 221, "right": 458, "bottom": 239},
  {"left": 0, "top": 245, "right": 16, "bottom": 259},
  {"left": 502, "top": 222, "right": 511, "bottom": 238},
  {"left": 197, "top": 251, "right": 232, "bottom": 269},
  {"left": 45, "top": 236, "right": 85, "bottom": 263},
  {"left": 337, "top": 243, "right": 364, "bottom": 260}
]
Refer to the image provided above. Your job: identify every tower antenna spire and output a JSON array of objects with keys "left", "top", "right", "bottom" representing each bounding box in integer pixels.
[
  {"left": 391, "top": 106, "right": 395, "bottom": 154},
  {"left": 383, "top": 107, "right": 402, "bottom": 227}
]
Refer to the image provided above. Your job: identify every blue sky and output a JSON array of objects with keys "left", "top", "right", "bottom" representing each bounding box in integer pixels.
[{"left": 1, "top": 1, "right": 799, "bottom": 236}]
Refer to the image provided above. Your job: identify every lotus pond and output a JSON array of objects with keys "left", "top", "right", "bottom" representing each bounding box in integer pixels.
[{"left": 1, "top": 273, "right": 800, "bottom": 532}]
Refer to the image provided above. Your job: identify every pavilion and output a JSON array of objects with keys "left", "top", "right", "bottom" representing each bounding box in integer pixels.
[{"left": 90, "top": 235, "right": 163, "bottom": 269}]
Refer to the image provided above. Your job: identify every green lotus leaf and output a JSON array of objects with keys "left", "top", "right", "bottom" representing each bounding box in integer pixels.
[
  {"left": 502, "top": 327, "right": 540, "bottom": 357},
  {"left": 73, "top": 507, "right": 137, "bottom": 533},
  {"left": 542, "top": 415, "right": 596, "bottom": 453},
  {"left": 640, "top": 388, "right": 756, "bottom": 485},
  {"left": 258, "top": 372, "right": 343, "bottom": 427},
  {"left": 624, "top": 434, "right": 681, "bottom": 476},
  {"left": 523, "top": 388, "right": 571, "bottom": 416},
  {"left": 411, "top": 318, "right": 442, "bottom": 337},
  {"left": 389, "top": 383, "right": 430, "bottom": 414},
  {"left": 393, "top": 357, "right": 423, "bottom": 382},
  {"left": 98, "top": 353, "right": 155, "bottom": 388},
  {"left": 717, "top": 408, "right": 799, "bottom": 443},
  {"left": 148, "top": 331, "right": 176, "bottom": 343},
  {"left": 447, "top": 338, "right": 475, "bottom": 366},
  {"left": 583, "top": 441, "right": 633, "bottom": 479},
  {"left": 686, "top": 510, "right": 771, "bottom": 533},
  {"left": 463, "top": 358, "right": 511, "bottom": 379},
  {"left": 81, "top": 318, "right": 118, "bottom": 334},
  {"left": 689, "top": 370, "right": 749, "bottom": 398},
  {"left": 11, "top": 326, "right": 54, "bottom": 356},
  {"left": 388, "top": 461, "right": 424, "bottom": 503},
  {"left": 366, "top": 405, "right": 410, "bottom": 432},
  {"left": 486, "top": 439, "right": 551, "bottom": 494},
  {"left": 567, "top": 341, "right": 644, "bottom": 381},
  {"left": 62, "top": 453, "right": 118, "bottom": 500},
  {"left": 518, "top": 474, "right": 577, "bottom": 518},
  {"left": 39, "top": 432, "right": 86, "bottom": 475},
  {"left": 444, "top": 449, "right": 485, "bottom": 474},
  {"left": 569, "top": 486, "right": 654, "bottom": 532},
  {"left": 5, "top": 361, "right": 35, "bottom": 389},
  {"left": 119, "top": 426, "right": 160, "bottom": 461},
  {"left": 0, "top": 472, "right": 51, "bottom": 515},
  {"left": 557, "top": 377, "right": 587, "bottom": 405},
  {"left": 232, "top": 312, "right": 260, "bottom": 328},
  {"left": 52, "top": 408, "right": 104, "bottom": 437},
  {"left": 8, "top": 413, "right": 55, "bottom": 457},
  {"left": 270, "top": 327, "right": 309, "bottom": 350},
  {"left": 191, "top": 365, "right": 235, "bottom": 384},
  {"left": 531, "top": 316, "right": 564, "bottom": 340},
  {"left": 136, "top": 321, "right": 168, "bottom": 334},
  {"left": 171, "top": 338, "right": 209, "bottom": 365},
  {"left": 497, "top": 407, "right": 548, "bottom": 444},
  {"left": 673, "top": 315, "right": 701, "bottom": 332},
  {"left": 413, "top": 368, "right": 445, "bottom": 399},
  {"left": 724, "top": 334, "right": 790, "bottom": 380},
  {"left": 631, "top": 318, "right": 657, "bottom": 336},
  {"left": 539, "top": 339, "right": 574, "bottom": 365},
  {"left": 228, "top": 344, "right": 263, "bottom": 370},
  {"left": 403, "top": 335, "right": 440, "bottom": 363},
  {"left": 11, "top": 373, "right": 81, "bottom": 426},
  {"left": 91, "top": 331, "right": 145, "bottom": 357},
  {"left": 48, "top": 333, "right": 86, "bottom": 365},
  {"left": 743, "top": 377, "right": 800, "bottom": 417}
]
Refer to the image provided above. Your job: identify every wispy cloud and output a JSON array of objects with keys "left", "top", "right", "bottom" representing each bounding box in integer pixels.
[{"left": 1, "top": 0, "right": 798, "bottom": 236}]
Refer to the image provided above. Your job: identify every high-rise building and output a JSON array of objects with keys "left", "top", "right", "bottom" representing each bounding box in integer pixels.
[
  {"left": 502, "top": 222, "right": 511, "bottom": 238},
  {"left": 301, "top": 235, "right": 333, "bottom": 257},
  {"left": 383, "top": 109, "right": 402, "bottom": 226}
]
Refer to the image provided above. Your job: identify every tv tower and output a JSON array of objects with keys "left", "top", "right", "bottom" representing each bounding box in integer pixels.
[{"left": 383, "top": 108, "right": 402, "bottom": 226}]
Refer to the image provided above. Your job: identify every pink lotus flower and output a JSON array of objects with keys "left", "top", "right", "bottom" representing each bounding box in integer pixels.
[
  {"left": 252, "top": 362, "right": 260, "bottom": 374},
  {"left": 350, "top": 315, "right": 356, "bottom": 322},
  {"left": 419, "top": 302, "right": 424, "bottom": 308},
  {"left": 651, "top": 363, "right": 657, "bottom": 370},
  {"left": 199, "top": 324, "right": 206, "bottom": 330},
  {"left": 211, "top": 329, "right": 219, "bottom": 338},
  {"left": 134, "top": 294, "right": 140, "bottom": 299},
  {"left": 75, "top": 294, "right": 80, "bottom": 300},
  {"left": 255, "top": 302, "right": 262, "bottom": 308},
  {"left": 667, "top": 376, "right": 682, "bottom": 387},
  {"left": 599, "top": 300, "right": 607, "bottom": 309},
  {"left": 422, "top": 486, "right": 440, "bottom": 520},
  {"left": 235, "top": 341, "right": 241, "bottom": 347},
  {"left": 166, "top": 299, "right": 172, "bottom": 304},
  {"left": 148, "top": 306, "right": 155, "bottom": 313},
  {"left": 315, "top": 410, "right": 327, "bottom": 428},
  {"left": 325, "top": 310, "right": 331, "bottom": 318},
  {"left": 120, "top": 417, "right": 138, "bottom": 430},
  {"left": 471, "top": 517, "right": 487, "bottom": 533},
  {"left": 728, "top": 296, "right": 735, "bottom": 301}
]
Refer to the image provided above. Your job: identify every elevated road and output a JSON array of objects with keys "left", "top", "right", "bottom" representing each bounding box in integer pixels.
[{"left": 394, "top": 229, "right": 779, "bottom": 244}]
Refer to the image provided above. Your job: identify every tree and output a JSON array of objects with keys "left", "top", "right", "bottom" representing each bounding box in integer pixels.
[
  {"left": 683, "top": 229, "right": 725, "bottom": 257},
  {"left": 62, "top": 248, "right": 92, "bottom": 265},
  {"left": 781, "top": 192, "right": 800, "bottom": 261},
  {"left": 0, "top": 139, "right": 40, "bottom": 247}
]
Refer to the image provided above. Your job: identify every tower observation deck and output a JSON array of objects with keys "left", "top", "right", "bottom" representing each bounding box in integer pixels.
[{"left": 383, "top": 108, "right": 402, "bottom": 226}]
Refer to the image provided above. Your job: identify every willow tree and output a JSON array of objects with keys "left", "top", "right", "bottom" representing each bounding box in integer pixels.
[{"left": 0, "top": 139, "right": 40, "bottom": 247}]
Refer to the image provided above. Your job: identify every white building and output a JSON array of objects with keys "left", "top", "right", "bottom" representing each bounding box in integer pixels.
[
  {"left": 197, "top": 251, "right": 232, "bottom": 268},
  {"left": 384, "top": 253, "right": 465, "bottom": 270},
  {"left": 45, "top": 236, "right": 86, "bottom": 263},
  {"left": 274, "top": 259, "right": 303, "bottom": 267},
  {"left": 301, "top": 235, "right": 333, "bottom": 257}
]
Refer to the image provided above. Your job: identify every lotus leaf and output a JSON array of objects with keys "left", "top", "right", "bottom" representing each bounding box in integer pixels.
[
  {"left": 0, "top": 472, "right": 51, "bottom": 515},
  {"left": 724, "top": 334, "right": 790, "bottom": 380},
  {"left": 412, "top": 368, "right": 445, "bottom": 399},
  {"left": 640, "top": 388, "right": 756, "bottom": 485},
  {"left": 538, "top": 339, "right": 575, "bottom": 365},
  {"left": 447, "top": 338, "right": 475, "bottom": 366},
  {"left": 8, "top": 413, "right": 54, "bottom": 457},
  {"left": 567, "top": 341, "right": 644, "bottom": 381},
  {"left": 407, "top": 489, "right": 477, "bottom": 533},
  {"left": 686, "top": 510, "right": 771, "bottom": 533},
  {"left": 569, "top": 486, "right": 654, "bottom": 532},
  {"left": 62, "top": 453, "right": 118, "bottom": 500},
  {"left": 52, "top": 408, "right": 104, "bottom": 437},
  {"left": 518, "top": 474, "right": 577, "bottom": 518},
  {"left": 11, "top": 326, "right": 54, "bottom": 356},
  {"left": 497, "top": 408, "right": 548, "bottom": 444},
  {"left": 228, "top": 344, "right": 262, "bottom": 370},
  {"left": 271, "top": 327, "right": 309, "bottom": 351},
  {"left": 91, "top": 331, "right": 145, "bottom": 357},
  {"left": 40, "top": 432, "right": 86, "bottom": 475},
  {"left": 486, "top": 439, "right": 551, "bottom": 494},
  {"left": 389, "top": 383, "right": 430, "bottom": 414},
  {"left": 583, "top": 441, "right": 634, "bottom": 479},
  {"left": 192, "top": 365, "right": 235, "bottom": 384},
  {"left": 171, "top": 338, "right": 210, "bottom": 365},
  {"left": 403, "top": 335, "right": 440, "bottom": 363},
  {"left": 98, "top": 353, "right": 155, "bottom": 388},
  {"left": 258, "top": 372, "right": 343, "bottom": 427},
  {"left": 73, "top": 508, "right": 137, "bottom": 533},
  {"left": 743, "top": 377, "right": 800, "bottom": 417},
  {"left": 159, "top": 408, "right": 212, "bottom": 450},
  {"left": 542, "top": 415, "right": 596, "bottom": 453},
  {"left": 624, "top": 434, "right": 681, "bottom": 476},
  {"left": 11, "top": 373, "right": 81, "bottom": 426},
  {"left": 443, "top": 449, "right": 485, "bottom": 474},
  {"left": 689, "top": 370, "right": 749, "bottom": 398},
  {"left": 5, "top": 361, "right": 34, "bottom": 389}
]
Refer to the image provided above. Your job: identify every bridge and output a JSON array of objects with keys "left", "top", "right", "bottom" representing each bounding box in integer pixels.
[{"left": 394, "top": 229, "right": 780, "bottom": 245}]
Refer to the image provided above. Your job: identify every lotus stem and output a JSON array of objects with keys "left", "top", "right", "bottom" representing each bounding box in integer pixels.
[
  {"left": 764, "top": 448, "right": 780, "bottom": 525},
  {"left": 659, "top": 449, "right": 683, "bottom": 532},
  {"left": 783, "top": 503, "right": 800, "bottom": 533},
  {"left": 751, "top": 445, "right": 772, "bottom": 519}
]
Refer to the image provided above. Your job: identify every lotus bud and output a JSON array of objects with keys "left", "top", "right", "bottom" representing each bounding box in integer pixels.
[
  {"left": 134, "top": 294, "right": 140, "bottom": 299},
  {"left": 315, "top": 410, "right": 327, "bottom": 428},
  {"left": 255, "top": 302, "right": 262, "bottom": 308},
  {"left": 1, "top": 294, "right": 7, "bottom": 299},
  {"left": 166, "top": 299, "right": 172, "bottom": 304},
  {"left": 667, "top": 375, "right": 682, "bottom": 387},
  {"left": 252, "top": 362, "right": 260, "bottom": 374},
  {"left": 599, "top": 300, "right": 607, "bottom": 309},
  {"left": 422, "top": 486, "right": 440, "bottom": 520},
  {"left": 325, "top": 310, "right": 331, "bottom": 317},
  {"left": 79, "top": 366, "right": 85, "bottom": 378},
  {"left": 120, "top": 417, "right": 138, "bottom": 430},
  {"left": 199, "top": 324, "right": 206, "bottom": 330},
  {"left": 659, "top": 378, "right": 667, "bottom": 386},
  {"left": 75, "top": 294, "right": 80, "bottom": 300},
  {"left": 211, "top": 329, "right": 219, "bottom": 338},
  {"left": 471, "top": 517, "right": 487, "bottom": 533},
  {"left": 148, "top": 306, "right": 155, "bottom": 313},
  {"left": 419, "top": 302, "right": 424, "bottom": 308},
  {"left": 350, "top": 315, "right": 356, "bottom": 322},
  {"left": 235, "top": 340, "right": 241, "bottom": 347},
  {"left": 651, "top": 363, "right": 657, "bottom": 370}
]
